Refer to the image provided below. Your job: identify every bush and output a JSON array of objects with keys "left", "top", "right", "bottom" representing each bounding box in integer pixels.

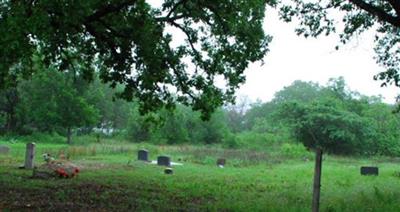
[
  {"left": 280, "top": 143, "right": 312, "bottom": 159},
  {"left": 235, "top": 131, "right": 285, "bottom": 150}
]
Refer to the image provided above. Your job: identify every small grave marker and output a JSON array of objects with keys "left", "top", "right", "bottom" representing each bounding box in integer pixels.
[
  {"left": 24, "top": 142, "right": 36, "bottom": 169},
  {"left": 138, "top": 149, "right": 149, "bottom": 161},
  {"left": 0, "top": 145, "right": 10, "bottom": 154},
  {"left": 164, "top": 168, "right": 173, "bottom": 174},
  {"left": 217, "top": 158, "right": 226, "bottom": 167},
  {"left": 157, "top": 156, "right": 171, "bottom": 166},
  {"left": 361, "top": 166, "right": 379, "bottom": 176}
]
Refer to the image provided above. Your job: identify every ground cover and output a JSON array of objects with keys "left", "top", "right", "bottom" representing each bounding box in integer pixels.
[{"left": 1, "top": 138, "right": 400, "bottom": 211}]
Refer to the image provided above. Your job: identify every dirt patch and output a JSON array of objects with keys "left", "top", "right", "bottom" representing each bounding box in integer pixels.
[
  {"left": 0, "top": 182, "right": 130, "bottom": 211},
  {"left": 0, "top": 181, "right": 215, "bottom": 211}
]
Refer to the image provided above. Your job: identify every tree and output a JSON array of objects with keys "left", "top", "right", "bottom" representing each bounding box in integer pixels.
[
  {"left": 127, "top": 103, "right": 231, "bottom": 145},
  {"left": 278, "top": 98, "right": 372, "bottom": 212},
  {"left": 19, "top": 67, "right": 99, "bottom": 144},
  {"left": 273, "top": 80, "right": 322, "bottom": 104},
  {"left": 0, "top": 0, "right": 272, "bottom": 119},
  {"left": 224, "top": 95, "right": 251, "bottom": 133},
  {"left": 279, "top": 0, "right": 400, "bottom": 89},
  {"left": 0, "top": 86, "right": 19, "bottom": 133},
  {"left": 280, "top": 100, "right": 371, "bottom": 154},
  {"left": 84, "top": 76, "right": 131, "bottom": 130}
]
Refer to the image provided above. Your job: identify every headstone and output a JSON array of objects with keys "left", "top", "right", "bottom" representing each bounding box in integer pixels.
[
  {"left": 361, "top": 166, "right": 379, "bottom": 176},
  {"left": 164, "top": 168, "right": 173, "bottom": 174},
  {"left": 24, "top": 142, "right": 36, "bottom": 169},
  {"left": 217, "top": 158, "right": 226, "bottom": 167},
  {"left": 0, "top": 145, "right": 10, "bottom": 154},
  {"left": 157, "top": 156, "right": 171, "bottom": 166},
  {"left": 138, "top": 149, "right": 149, "bottom": 161}
]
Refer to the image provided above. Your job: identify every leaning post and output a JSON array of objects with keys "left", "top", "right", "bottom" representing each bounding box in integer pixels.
[{"left": 312, "top": 147, "right": 323, "bottom": 212}]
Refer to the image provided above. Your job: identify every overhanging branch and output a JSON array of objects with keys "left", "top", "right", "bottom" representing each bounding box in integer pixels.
[
  {"left": 387, "top": 0, "right": 400, "bottom": 17},
  {"left": 85, "top": 0, "right": 138, "bottom": 23},
  {"left": 349, "top": 0, "right": 400, "bottom": 27}
]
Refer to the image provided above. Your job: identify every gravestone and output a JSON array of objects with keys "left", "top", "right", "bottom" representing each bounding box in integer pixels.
[
  {"left": 361, "top": 166, "right": 379, "bottom": 176},
  {"left": 164, "top": 168, "right": 173, "bottom": 175},
  {"left": 217, "top": 158, "right": 226, "bottom": 167},
  {"left": 138, "top": 149, "right": 149, "bottom": 161},
  {"left": 24, "top": 142, "right": 36, "bottom": 169},
  {"left": 0, "top": 145, "right": 10, "bottom": 154},
  {"left": 157, "top": 156, "right": 171, "bottom": 166}
]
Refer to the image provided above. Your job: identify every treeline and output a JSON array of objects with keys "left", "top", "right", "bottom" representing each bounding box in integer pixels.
[
  {"left": 1, "top": 68, "right": 400, "bottom": 156},
  {"left": 237, "top": 78, "right": 400, "bottom": 156},
  {"left": 0, "top": 67, "right": 231, "bottom": 146}
]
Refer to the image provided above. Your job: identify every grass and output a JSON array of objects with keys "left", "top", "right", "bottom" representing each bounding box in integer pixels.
[{"left": 1, "top": 136, "right": 400, "bottom": 211}]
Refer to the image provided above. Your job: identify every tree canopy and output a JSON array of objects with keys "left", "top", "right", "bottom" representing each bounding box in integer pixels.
[
  {"left": 279, "top": 0, "right": 400, "bottom": 88},
  {"left": 0, "top": 0, "right": 272, "bottom": 119},
  {"left": 2, "top": 0, "right": 400, "bottom": 119}
]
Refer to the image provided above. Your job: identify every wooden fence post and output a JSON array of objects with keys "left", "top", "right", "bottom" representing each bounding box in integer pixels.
[{"left": 312, "top": 148, "right": 323, "bottom": 212}]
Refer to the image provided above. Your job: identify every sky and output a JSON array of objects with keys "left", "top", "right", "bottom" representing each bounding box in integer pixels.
[
  {"left": 236, "top": 10, "right": 399, "bottom": 104},
  {"left": 147, "top": 0, "right": 399, "bottom": 104}
]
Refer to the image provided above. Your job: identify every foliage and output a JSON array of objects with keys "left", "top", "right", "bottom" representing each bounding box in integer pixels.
[
  {"left": 245, "top": 78, "right": 400, "bottom": 156},
  {"left": 278, "top": 0, "right": 400, "bottom": 88},
  {"left": 17, "top": 67, "right": 99, "bottom": 143},
  {"left": 127, "top": 104, "right": 232, "bottom": 145},
  {"left": 83, "top": 76, "right": 131, "bottom": 129},
  {"left": 279, "top": 99, "right": 372, "bottom": 155},
  {"left": 0, "top": 0, "right": 273, "bottom": 119}
]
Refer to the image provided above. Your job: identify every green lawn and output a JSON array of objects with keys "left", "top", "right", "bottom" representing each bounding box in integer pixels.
[{"left": 1, "top": 139, "right": 400, "bottom": 211}]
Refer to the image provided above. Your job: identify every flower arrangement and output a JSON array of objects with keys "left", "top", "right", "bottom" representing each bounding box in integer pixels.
[
  {"left": 55, "top": 166, "right": 80, "bottom": 178},
  {"left": 40, "top": 153, "right": 80, "bottom": 178}
]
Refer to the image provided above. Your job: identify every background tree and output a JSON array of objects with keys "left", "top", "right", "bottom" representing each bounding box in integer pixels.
[
  {"left": 18, "top": 67, "right": 99, "bottom": 144},
  {"left": 224, "top": 95, "right": 251, "bottom": 133}
]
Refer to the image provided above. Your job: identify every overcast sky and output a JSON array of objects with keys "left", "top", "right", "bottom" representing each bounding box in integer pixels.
[
  {"left": 147, "top": 0, "right": 399, "bottom": 104},
  {"left": 236, "top": 10, "right": 399, "bottom": 104}
]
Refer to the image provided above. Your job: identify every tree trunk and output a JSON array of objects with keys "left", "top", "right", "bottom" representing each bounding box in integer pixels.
[
  {"left": 4, "top": 88, "right": 19, "bottom": 132},
  {"left": 67, "top": 127, "right": 72, "bottom": 144},
  {"left": 312, "top": 148, "right": 323, "bottom": 212}
]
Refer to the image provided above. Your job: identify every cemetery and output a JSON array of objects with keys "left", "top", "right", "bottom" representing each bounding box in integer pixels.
[
  {"left": 1, "top": 139, "right": 400, "bottom": 211},
  {"left": 2, "top": 0, "right": 400, "bottom": 211}
]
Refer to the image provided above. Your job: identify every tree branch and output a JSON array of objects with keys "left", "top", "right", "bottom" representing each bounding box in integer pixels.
[
  {"left": 84, "top": 23, "right": 118, "bottom": 56},
  {"left": 97, "top": 19, "right": 131, "bottom": 39},
  {"left": 155, "top": 14, "right": 186, "bottom": 22},
  {"left": 165, "top": 0, "right": 188, "bottom": 18},
  {"left": 85, "top": 0, "right": 138, "bottom": 23},
  {"left": 168, "top": 21, "right": 201, "bottom": 60},
  {"left": 349, "top": 0, "right": 400, "bottom": 27},
  {"left": 387, "top": 0, "right": 400, "bottom": 17}
]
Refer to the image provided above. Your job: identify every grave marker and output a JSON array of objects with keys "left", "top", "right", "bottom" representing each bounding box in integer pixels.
[
  {"left": 217, "top": 158, "right": 226, "bottom": 167},
  {"left": 138, "top": 149, "right": 149, "bottom": 161},
  {"left": 24, "top": 142, "right": 36, "bottom": 169},
  {"left": 157, "top": 156, "right": 171, "bottom": 166},
  {"left": 0, "top": 145, "right": 10, "bottom": 154},
  {"left": 361, "top": 166, "right": 379, "bottom": 176},
  {"left": 164, "top": 168, "right": 173, "bottom": 174}
]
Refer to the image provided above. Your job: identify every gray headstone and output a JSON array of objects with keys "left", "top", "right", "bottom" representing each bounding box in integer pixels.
[
  {"left": 138, "top": 149, "right": 149, "bottom": 161},
  {"left": 24, "top": 142, "right": 36, "bottom": 169},
  {"left": 217, "top": 158, "right": 226, "bottom": 166},
  {"left": 0, "top": 145, "right": 10, "bottom": 154},
  {"left": 157, "top": 156, "right": 171, "bottom": 166},
  {"left": 361, "top": 166, "right": 379, "bottom": 176}
]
